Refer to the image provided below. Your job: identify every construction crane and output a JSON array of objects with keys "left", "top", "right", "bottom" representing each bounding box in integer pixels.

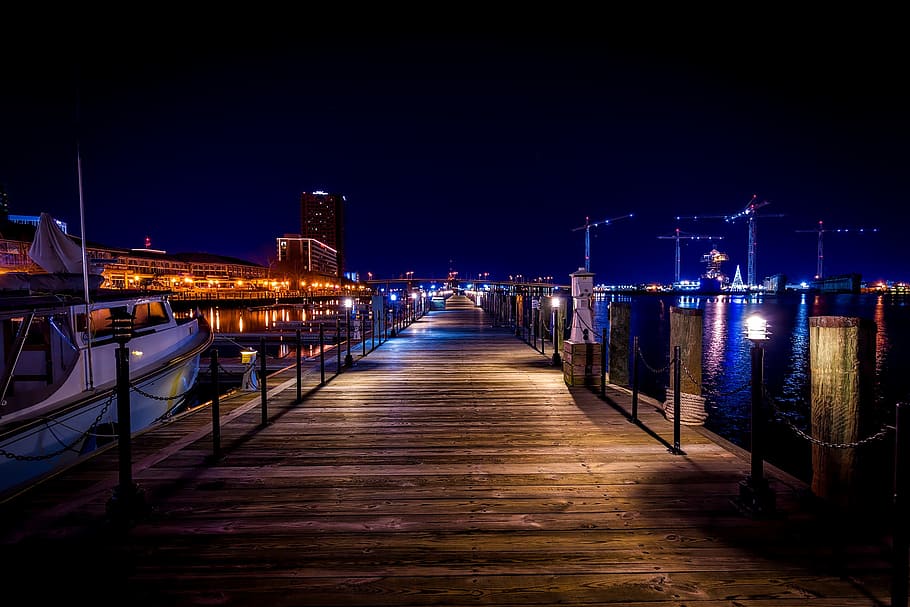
[
  {"left": 571, "top": 213, "right": 633, "bottom": 272},
  {"left": 657, "top": 228, "right": 725, "bottom": 283},
  {"left": 795, "top": 220, "right": 880, "bottom": 279},
  {"left": 676, "top": 194, "right": 784, "bottom": 288}
]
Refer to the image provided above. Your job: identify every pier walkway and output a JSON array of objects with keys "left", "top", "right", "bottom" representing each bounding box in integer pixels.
[{"left": 0, "top": 295, "right": 898, "bottom": 606}]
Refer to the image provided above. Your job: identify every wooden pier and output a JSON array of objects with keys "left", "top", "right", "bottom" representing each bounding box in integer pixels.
[{"left": 0, "top": 295, "right": 899, "bottom": 606}]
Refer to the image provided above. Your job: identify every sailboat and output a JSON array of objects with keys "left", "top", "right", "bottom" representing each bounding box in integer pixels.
[{"left": 0, "top": 213, "right": 213, "bottom": 498}]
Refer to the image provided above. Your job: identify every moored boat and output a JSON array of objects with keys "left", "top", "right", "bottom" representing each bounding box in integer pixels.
[
  {"left": 0, "top": 211, "right": 213, "bottom": 497},
  {"left": 0, "top": 289, "right": 212, "bottom": 494},
  {"left": 0, "top": 285, "right": 213, "bottom": 497}
]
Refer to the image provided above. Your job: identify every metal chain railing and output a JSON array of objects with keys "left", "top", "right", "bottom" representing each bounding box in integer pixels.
[
  {"left": 767, "top": 391, "right": 895, "bottom": 449},
  {"left": 636, "top": 345, "right": 672, "bottom": 376},
  {"left": 679, "top": 360, "right": 752, "bottom": 398},
  {"left": 633, "top": 345, "right": 894, "bottom": 452},
  {"left": 130, "top": 380, "right": 197, "bottom": 402},
  {"left": 0, "top": 394, "right": 115, "bottom": 461}
]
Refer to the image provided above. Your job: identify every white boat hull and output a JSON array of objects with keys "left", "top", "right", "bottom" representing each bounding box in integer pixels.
[{"left": 0, "top": 348, "right": 203, "bottom": 497}]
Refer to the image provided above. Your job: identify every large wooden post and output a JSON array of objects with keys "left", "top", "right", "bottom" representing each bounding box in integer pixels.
[
  {"left": 665, "top": 307, "right": 705, "bottom": 425},
  {"left": 608, "top": 301, "right": 631, "bottom": 386},
  {"left": 562, "top": 269, "right": 600, "bottom": 387},
  {"left": 809, "top": 316, "right": 876, "bottom": 511}
]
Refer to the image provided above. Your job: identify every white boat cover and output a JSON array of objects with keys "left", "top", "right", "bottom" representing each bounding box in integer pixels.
[{"left": 28, "top": 212, "right": 84, "bottom": 274}]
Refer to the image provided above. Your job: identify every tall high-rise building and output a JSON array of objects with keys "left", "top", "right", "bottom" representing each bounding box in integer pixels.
[{"left": 300, "top": 191, "right": 344, "bottom": 278}]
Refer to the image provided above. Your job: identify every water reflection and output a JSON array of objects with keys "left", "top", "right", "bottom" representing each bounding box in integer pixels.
[{"left": 593, "top": 292, "right": 909, "bottom": 481}]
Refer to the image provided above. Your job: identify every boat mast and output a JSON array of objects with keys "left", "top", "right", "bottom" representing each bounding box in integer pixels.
[
  {"left": 73, "top": 69, "right": 95, "bottom": 389},
  {"left": 77, "top": 146, "right": 94, "bottom": 389}
]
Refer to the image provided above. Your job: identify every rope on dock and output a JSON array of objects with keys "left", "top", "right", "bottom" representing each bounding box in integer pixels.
[{"left": 662, "top": 390, "right": 707, "bottom": 425}]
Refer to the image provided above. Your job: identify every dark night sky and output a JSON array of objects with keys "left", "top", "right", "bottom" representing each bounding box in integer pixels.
[{"left": 2, "top": 12, "right": 907, "bottom": 285}]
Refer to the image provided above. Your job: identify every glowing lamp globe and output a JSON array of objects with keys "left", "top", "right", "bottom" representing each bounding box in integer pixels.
[{"left": 745, "top": 315, "right": 769, "bottom": 341}]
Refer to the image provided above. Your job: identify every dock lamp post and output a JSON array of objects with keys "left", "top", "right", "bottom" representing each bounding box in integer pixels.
[
  {"left": 344, "top": 298, "right": 353, "bottom": 367},
  {"left": 551, "top": 297, "right": 562, "bottom": 367},
  {"left": 106, "top": 307, "right": 145, "bottom": 525},
  {"left": 389, "top": 293, "right": 398, "bottom": 337},
  {"left": 737, "top": 314, "right": 776, "bottom": 518}
]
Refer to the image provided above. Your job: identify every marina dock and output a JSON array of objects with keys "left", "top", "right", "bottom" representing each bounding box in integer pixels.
[{"left": 0, "top": 295, "right": 900, "bottom": 606}]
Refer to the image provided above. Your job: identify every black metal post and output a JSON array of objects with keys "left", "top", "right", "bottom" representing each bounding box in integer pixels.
[
  {"left": 631, "top": 336, "right": 639, "bottom": 423},
  {"left": 893, "top": 401, "right": 909, "bottom": 607},
  {"left": 551, "top": 301, "right": 561, "bottom": 366},
  {"left": 540, "top": 306, "right": 545, "bottom": 356},
  {"left": 116, "top": 343, "right": 133, "bottom": 487},
  {"left": 211, "top": 350, "right": 221, "bottom": 458},
  {"left": 259, "top": 337, "right": 268, "bottom": 426},
  {"left": 319, "top": 323, "right": 325, "bottom": 385},
  {"left": 601, "top": 327, "right": 607, "bottom": 397},
  {"left": 344, "top": 307, "right": 353, "bottom": 367},
  {"left": 673, "top": 345, "right": 681, "bottom": 454},
  {"left": 526, "top": 306, "right": 531, "bottom": 346},
  {"left": 336, "top": 318, "right": 341, "bottom": 372},
  {"left": 106, "top": 308, "right": 144, "bottom": 524},
  {"left": 737, "top": 342, "right": 775, "bottom": 517},
  {"left": 295, "top": 329, "right": 302, "bottom": 403},
  {"left": 751, "top": 344, "right": 764, "bottom": 483},
  {"left": 515, "top": 295, "right": 521, "bottom": 337},
  {"left": 361, "top": 316, "right": 366, "bottom": 357}
]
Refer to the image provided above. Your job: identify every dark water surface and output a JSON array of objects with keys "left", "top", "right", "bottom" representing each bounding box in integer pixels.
[{"left": 593, "top": 291, "right": 910, "bottom": 491}]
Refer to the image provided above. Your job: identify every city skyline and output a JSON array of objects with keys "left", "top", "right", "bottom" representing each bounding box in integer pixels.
[{"left": 1, "top": 16, "right": 906, "bottom": 285}]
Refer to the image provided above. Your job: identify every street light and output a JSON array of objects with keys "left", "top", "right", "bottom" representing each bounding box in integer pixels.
[
  {"left": 737, "top": 313, "right": 775, "bottom": 517},
  {"left": 551, "top": 297, "right": 562, "bottom": 366},
  {"left": 344, "top": 298, "right": 353, "bottom": 367}
]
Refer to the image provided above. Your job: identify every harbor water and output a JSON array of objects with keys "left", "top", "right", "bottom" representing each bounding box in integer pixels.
[{"left": 593, "top": 291, "right": 910, "bottom": 488}]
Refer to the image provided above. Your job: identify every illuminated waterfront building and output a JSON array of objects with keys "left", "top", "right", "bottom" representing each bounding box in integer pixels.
[
  {"left": 276, "top": 234, "right": 339, "bottom": 281},
  {"left": 300, "top": 191, "right": 344, "bottom": 278},
  {"left": 0, "top": 226, "right": 268, "bottom": 292}
]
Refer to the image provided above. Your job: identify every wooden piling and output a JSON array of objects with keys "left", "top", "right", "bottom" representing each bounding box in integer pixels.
[
  {"left": 809, "top": 316, "right": 876, "bottom": 511},
  {"left": 665, "top": 307, "right": 705, "bottom": 425},
  {"left": 608, "top": 301, "right": 631, "bottom": 386},
  {"left": 669, "top": 307, "right": 702, "bottom": 395}
]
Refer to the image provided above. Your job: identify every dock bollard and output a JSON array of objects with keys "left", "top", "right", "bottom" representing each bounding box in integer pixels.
[{"left": 260, "top": 337, "right": 268, "bottom": 426}]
